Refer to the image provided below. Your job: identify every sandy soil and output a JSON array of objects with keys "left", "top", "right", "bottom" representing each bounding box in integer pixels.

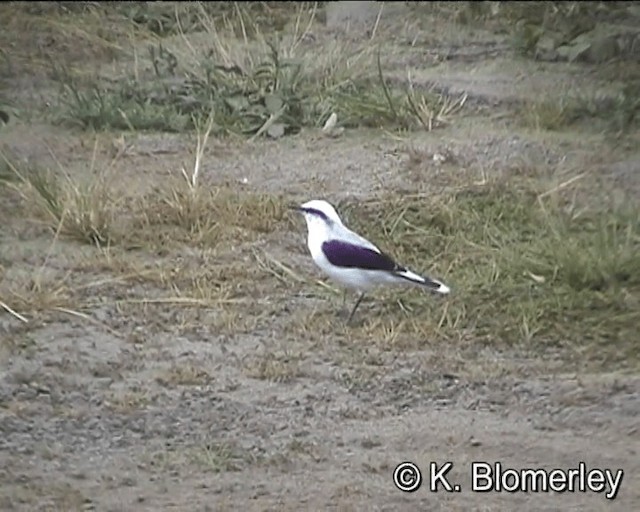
[{"left": 1, "top": 3, "right": 639, "bottom": 511}]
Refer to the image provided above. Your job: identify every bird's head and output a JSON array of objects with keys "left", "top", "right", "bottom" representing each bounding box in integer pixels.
[{"left": 289, "top": 199, "right": 343, "bottom": 231}]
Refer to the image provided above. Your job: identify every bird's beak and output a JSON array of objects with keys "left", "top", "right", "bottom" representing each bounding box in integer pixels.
[{"left": 288, "top": 204, "right": 303, "bottom": 213}]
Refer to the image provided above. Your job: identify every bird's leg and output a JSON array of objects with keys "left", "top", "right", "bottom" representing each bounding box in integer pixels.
[{"left": 346, "top": 292, "right": 365, "bottom": 325}]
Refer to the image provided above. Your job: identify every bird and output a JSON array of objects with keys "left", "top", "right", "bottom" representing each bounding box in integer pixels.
[{"left": 290, "top": 199, "right": 450, "bottom": 324}]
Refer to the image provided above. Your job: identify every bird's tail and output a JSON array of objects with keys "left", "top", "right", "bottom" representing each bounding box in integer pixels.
[{"left": 395, "top": 268, "right": 450, "bottom": 294}]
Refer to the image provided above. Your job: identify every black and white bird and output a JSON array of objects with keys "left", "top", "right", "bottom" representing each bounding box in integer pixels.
[{"left": 291, "top": 199, "right": 450, "bottom": 323}]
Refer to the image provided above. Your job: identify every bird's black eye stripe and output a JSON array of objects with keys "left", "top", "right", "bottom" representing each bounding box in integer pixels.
[{"left": 301, "top": 207, "right": 331, "bottom": 223}]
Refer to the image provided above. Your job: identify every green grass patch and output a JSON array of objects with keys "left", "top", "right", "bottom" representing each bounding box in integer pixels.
[
  {"left": 340, "top": 177, "right": 640, "bottom": 370},
  {"left": 519, "top": 84, "right": 640, "bottom": 133},
  {"left": 50, "top": 3, "right": 465, "bottom": 136}
]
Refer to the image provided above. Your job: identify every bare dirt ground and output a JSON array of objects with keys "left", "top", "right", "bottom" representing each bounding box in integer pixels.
[{"left": 1, "top": 3, "right": 639, "bottom": 511}]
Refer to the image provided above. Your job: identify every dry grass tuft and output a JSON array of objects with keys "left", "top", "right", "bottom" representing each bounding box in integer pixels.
[
  {"left": 1, "top": 144, "right": 118, "bottom": 246},
  {"left": 244, "top": 349, "right": 305, "bottom": 383},
  {"left": 157, "top": 361, "right": 213, "bottom": 387},
  {"left": 1, "top": 258, "right": 77, "bottom": 321},
  {"left": 191, "top": 440, "right": 254, "bottom": 473},
  {"left": 105, "top": 389, "right": 151, "bottom": 413},
  {"left": 137, "top": 183, "right": 289, "bottom": 247},
  {"left": 125, "top": 112, "right": 289, "bottom": 250},
  {"left": 283, "top": 306, "right": 349, "bottom": 343}
]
